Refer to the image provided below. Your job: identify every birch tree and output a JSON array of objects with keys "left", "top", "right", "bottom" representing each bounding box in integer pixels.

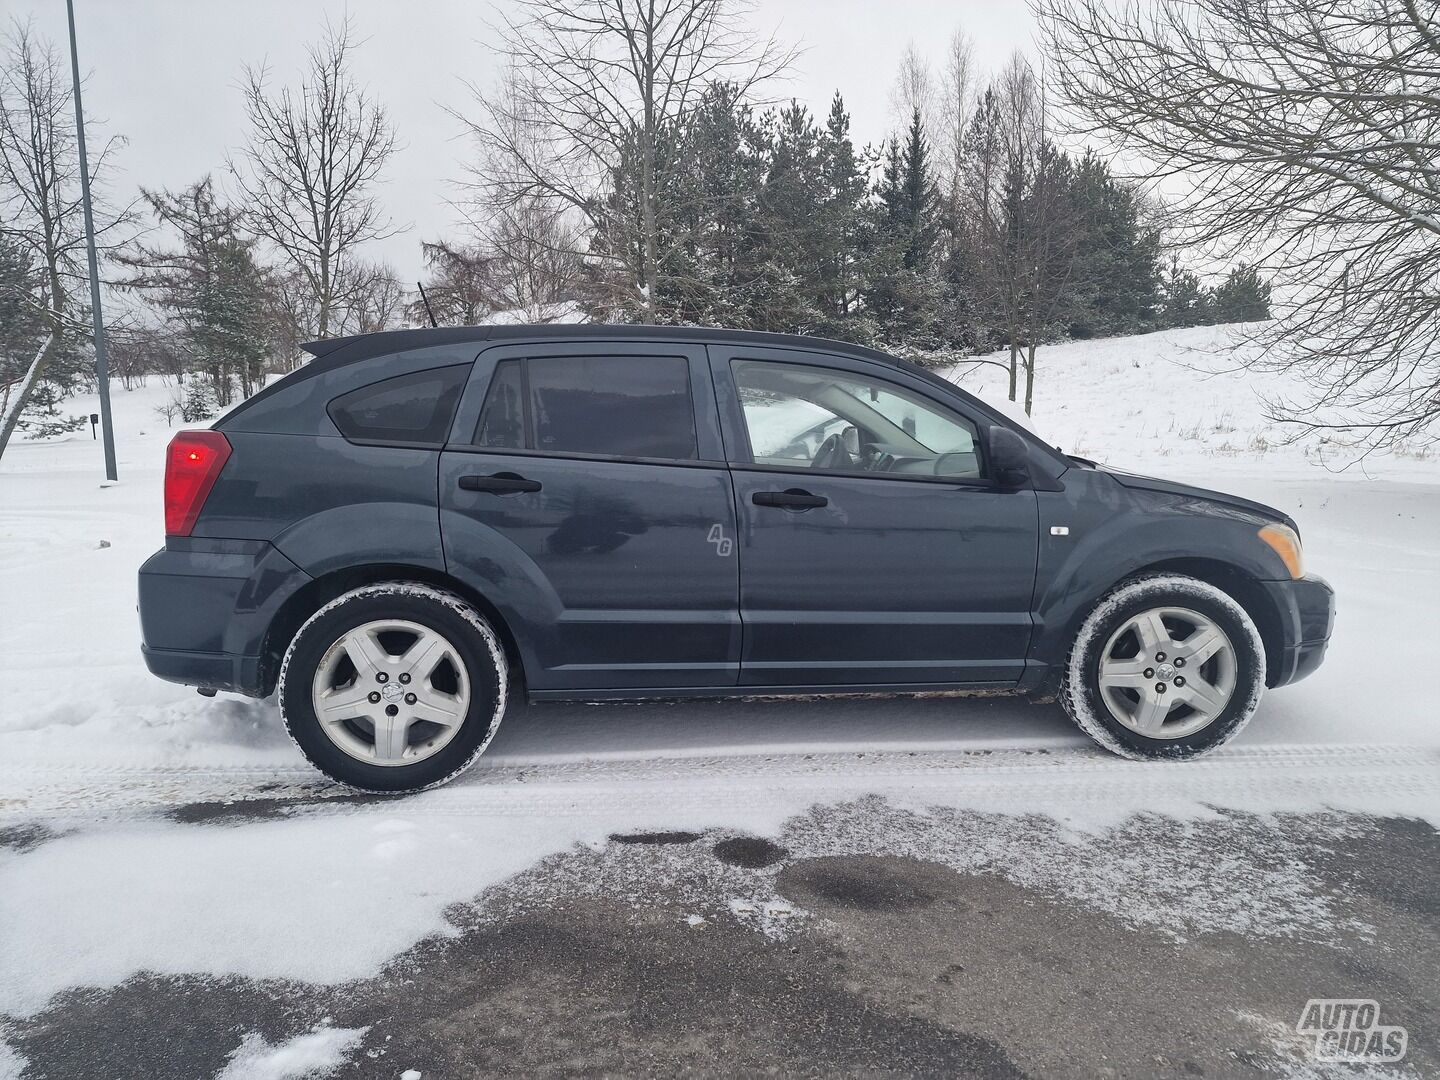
[{"left": 1036, "top": 0, "right": 1440, "bottom": 449}]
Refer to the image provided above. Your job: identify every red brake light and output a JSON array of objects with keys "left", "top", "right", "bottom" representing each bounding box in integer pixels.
[{"left": 164, "top": 430, "right": 231, "bottom": 536}]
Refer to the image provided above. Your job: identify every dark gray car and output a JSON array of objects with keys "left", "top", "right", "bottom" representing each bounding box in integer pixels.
[{"left": 138, "top": 325, "right": 1334, "bottom": 791}]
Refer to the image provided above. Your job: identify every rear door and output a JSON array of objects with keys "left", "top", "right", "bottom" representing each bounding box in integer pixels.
[
  {"left": 439, "top": 341, "right": 740, "bottom": 692},
  {"left": 711, "top": 345, "right": 1040, "bottom": 688}
]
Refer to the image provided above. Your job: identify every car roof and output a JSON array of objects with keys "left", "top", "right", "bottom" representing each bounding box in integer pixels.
[
  {"left": 286, "top": 322, "right": 1069, "bottom": 472},
  {"left": 300, "top": 323, "right": 914, "bottom": 376}
]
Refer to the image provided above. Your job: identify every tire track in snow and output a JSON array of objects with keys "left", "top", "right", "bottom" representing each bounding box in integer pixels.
[{"left": 3, "top": 743, "right": 1437, "bottom": 820}]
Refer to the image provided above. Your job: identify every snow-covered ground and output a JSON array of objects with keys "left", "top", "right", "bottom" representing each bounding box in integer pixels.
[{"left": 1, "top": 324, "right": 1438, "bottom": 1074}]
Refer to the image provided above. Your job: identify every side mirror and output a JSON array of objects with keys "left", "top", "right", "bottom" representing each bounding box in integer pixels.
[{"left": 987, "top": 426, "right": 1031, "bottom": 488}]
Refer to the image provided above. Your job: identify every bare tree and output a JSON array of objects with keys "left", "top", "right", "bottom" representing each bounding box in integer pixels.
[
  {"left": 0, "top": 20, "right": 123, "bottom": 459},
  {"left": 1036, "top": 0, "right": 1440, "bottom": 450},
  {"left": 337, "top": 261, "right": 407, "bottom": 334},
  {"left": 890, "top": 42, "right": 937, "bottom": 143},
  {"left": 938, "top": 30, "right": 975, "bottom": 216},
  {"left": 413, "top": 240, "right": 499, "bottom": 326},
  {"left": 232, "top": 18, "right": 397, "bottom": 344},
  {"left": 987, "top": 55, "right": 1044, "bottom": 401},
  {"left": 453, "top": 0, "right": 794, "bottom": 320},
  {"left": 487, "top": 198, "right": 584, "bottom": 321}
]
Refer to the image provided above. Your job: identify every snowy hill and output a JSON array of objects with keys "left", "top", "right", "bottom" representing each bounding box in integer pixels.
[{"left": 947, "top": 322, "right": 1434, "bottom": 483}]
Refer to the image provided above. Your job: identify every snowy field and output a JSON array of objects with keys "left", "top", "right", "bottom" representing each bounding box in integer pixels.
[{"left": 2, "top": 324, "right": 1438, "bottom": 1077}]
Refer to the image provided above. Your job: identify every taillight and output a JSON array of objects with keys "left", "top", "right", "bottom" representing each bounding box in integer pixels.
[{"left": 164, "top": 430, "right": 231, "bottom": 536}]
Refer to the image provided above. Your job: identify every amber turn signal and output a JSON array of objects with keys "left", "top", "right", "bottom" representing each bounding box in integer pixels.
[{"left": 1258, "top": 523, "right": 1304, "bottom": 579}]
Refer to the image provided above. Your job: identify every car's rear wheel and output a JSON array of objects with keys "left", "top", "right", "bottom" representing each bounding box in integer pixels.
[
  {"left": 1060, "top": 573, "right": 1265, "bottom": 759},
  {"left": 278, "top": 583, "right": 508, "bottom": 791}
]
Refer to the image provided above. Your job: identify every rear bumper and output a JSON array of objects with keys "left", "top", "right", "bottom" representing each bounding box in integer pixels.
[
  {"left": 140, "top": 645, "right": 268, "bottom": 696},
  {"left": 1262, "top": 574, "right": 1335, "bottom": 688},
  {"left": 138, "top": 538, "right": 311, "bottom": 697}
]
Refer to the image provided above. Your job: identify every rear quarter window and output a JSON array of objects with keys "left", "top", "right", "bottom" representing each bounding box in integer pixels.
[{"left": 328, "top": 364, "right": 469, "bottom": 446}]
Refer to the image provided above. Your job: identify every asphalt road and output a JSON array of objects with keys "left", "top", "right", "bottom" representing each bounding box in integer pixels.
[{"left": 4, "top": 788, "right": 1436, "bottom": 1079}]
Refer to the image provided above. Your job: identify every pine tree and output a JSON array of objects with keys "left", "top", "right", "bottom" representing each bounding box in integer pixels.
[
  {"left": 1159, "top": 256, "right": 1208, "bottom": 328},
  {"left": 867, "top": 108, "right": 944, "bottom": 345},
  {"left": 814, "top": 93, "right": 871, "bottom": 339},
  {"left": 0, "top": 234, "right": 46, "bottom": 409},
  {"left": 754, "top": 101, "right": 826, "bottom": 332},
  {"left": 181, "top": 379, "right": 217, "bottom": 423},
  {"left": 123, "top": 178, "right": 273, "bottom": 402},
  {"left": 1210, "top": 264, "right": 1272, "bottom": 323},
  {"left": 1065, "top": 151, "right": 1162, "bottom": 338},
  {"left": 661, "top": 81, "right": 767, "bottom": 327}
]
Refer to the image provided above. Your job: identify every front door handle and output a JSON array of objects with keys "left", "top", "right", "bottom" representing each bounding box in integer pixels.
[
  {"left": 753, "top": 488, "right": 827, "bottom": 510},
  {"left": 458, "top": 472, "right": 542, "bottom": 495}
]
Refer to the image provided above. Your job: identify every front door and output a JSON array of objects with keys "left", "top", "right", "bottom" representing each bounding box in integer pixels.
[
  {"left": 713, "top": 347, "right": 1039, "bottom": 688},
  {"left": 440, "top": 343, "right": 740, "bottom": 691}
]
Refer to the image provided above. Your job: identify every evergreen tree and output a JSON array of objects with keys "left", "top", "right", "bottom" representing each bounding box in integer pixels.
[
  {"left": 0, "top": 234, "right": 46, "bottom": 413},
  {"left": 814, "top": 93, "right": 871, "bottom": 339},
  {"left": 1210, "top": 264, "right": 1272, "bottom": 323},
  {"left": 867, "top": 108, "right": 944, "bottom": 345},
  {"left": 659, "top": 81, "right": 767, "bottom": 327},
  {"left": 1159, "top": 256, "right": 1209, "bottom": 328},
  {"left": 181, "top": 379, "right": 217, "bottom": 423},
  {"left": 123, "top": 178, "right": 273, "bottom": 402},
  {"left": 754, "top": 101, "right": 825, "bottom": 332},
  {"left": 0, "top": 233, "right": 90, "bottom": 435},
  {"left": 1065, "top": 151, "right": 1162, "bottom": 338}
]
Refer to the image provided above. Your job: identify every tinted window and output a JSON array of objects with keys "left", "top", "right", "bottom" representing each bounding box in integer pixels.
[
  {"left": 733, "top": 359, "right": 982, "bottom": 479},
  {"left": 475, "top": 360, "right": 525, "bottom": 448},
  {"left": 329, "top": 364, "right": 469, "bottom": 445},
  {"left": 527, "top": 355, "right": 696, "bottom": 460}
]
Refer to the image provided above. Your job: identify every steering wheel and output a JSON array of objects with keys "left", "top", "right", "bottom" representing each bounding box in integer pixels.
[{"left": 811, "top": 432, "right": 852, "bottom": 470}]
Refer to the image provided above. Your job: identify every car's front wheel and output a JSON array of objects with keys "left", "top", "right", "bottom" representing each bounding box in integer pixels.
[
  {"left": 278, "top": 583, "right": 508, "bottom": 791},
  {"left": 1061, "top": 573, "right": 1266, "bottom": 759}
]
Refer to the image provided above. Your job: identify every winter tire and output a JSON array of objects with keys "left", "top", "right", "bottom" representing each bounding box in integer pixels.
[
  {"left": 1060, "top": 573, "right": 1265, "bottom": 760},
  {"left": 278, "top": 583, "right": 508, "bottom": 792}
]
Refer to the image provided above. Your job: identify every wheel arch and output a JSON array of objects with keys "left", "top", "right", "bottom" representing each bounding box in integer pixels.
[
  {"left": 1119, "top": 557, "right": 1284, "bottom": 683},
  {"left": 258, "top": 563, "right": 526, "bottom": 698}
]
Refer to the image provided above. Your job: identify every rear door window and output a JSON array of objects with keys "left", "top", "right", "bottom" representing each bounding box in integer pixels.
[
  {"left": 328, "top": 364, "right": 469, "bottom": 446},
  {"left": 472, "top": 354, "right": 697, "bottom": 461}
]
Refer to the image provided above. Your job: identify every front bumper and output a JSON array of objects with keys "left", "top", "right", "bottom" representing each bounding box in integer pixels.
[
  {"left": 1261, "top": 574, "right": 1335, "bottom": 688},
  {"left": 138, "top": 538, "right": 311, "bottom": 697}
]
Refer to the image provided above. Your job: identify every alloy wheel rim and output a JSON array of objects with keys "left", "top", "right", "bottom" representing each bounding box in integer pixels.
[
  {"left": 1097, "top": 605, "right": 1237, "bottom": 740},
  {"left": 310, "top": 618, "right": 470, "bottom": 766}
]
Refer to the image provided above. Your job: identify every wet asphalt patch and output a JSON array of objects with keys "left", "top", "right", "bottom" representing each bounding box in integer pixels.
[
  {"left": 777, "top": 854, "right": 947, "bottom": 911},
  {"left": 6, "top": 805, "right": 1438, "bottom": 1078},
  {"left": 164, "top": 790, "right": 386, "bottom": 826},
  {"left": 711, "top": 835, "right": 788, "bottom": 868}
]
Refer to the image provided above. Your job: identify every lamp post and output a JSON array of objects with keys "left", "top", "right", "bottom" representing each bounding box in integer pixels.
[{"left": 65, "top": 0, "right": 117, "bottom": 482}]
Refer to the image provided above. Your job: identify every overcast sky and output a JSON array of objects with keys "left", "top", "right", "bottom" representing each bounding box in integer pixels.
[{"left": 11, "top": 1, "right": 1036, "bottom": 284}]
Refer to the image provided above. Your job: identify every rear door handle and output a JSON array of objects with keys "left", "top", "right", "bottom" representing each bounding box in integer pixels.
[
  {"left": 458, "top": 472, "right": 542, "bottom": 494},
  {"left": 752, "top": 488, "right": 827, "bottom": 510}
]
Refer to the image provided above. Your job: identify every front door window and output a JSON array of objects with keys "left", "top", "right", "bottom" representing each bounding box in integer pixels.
[{"left": 732, "top": 359, "right": 983, "bottom": 480}]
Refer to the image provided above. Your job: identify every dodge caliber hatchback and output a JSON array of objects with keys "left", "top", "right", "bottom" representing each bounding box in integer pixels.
[{"left": 139, "top": 325, "right": 1334, "bottom": 791}]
